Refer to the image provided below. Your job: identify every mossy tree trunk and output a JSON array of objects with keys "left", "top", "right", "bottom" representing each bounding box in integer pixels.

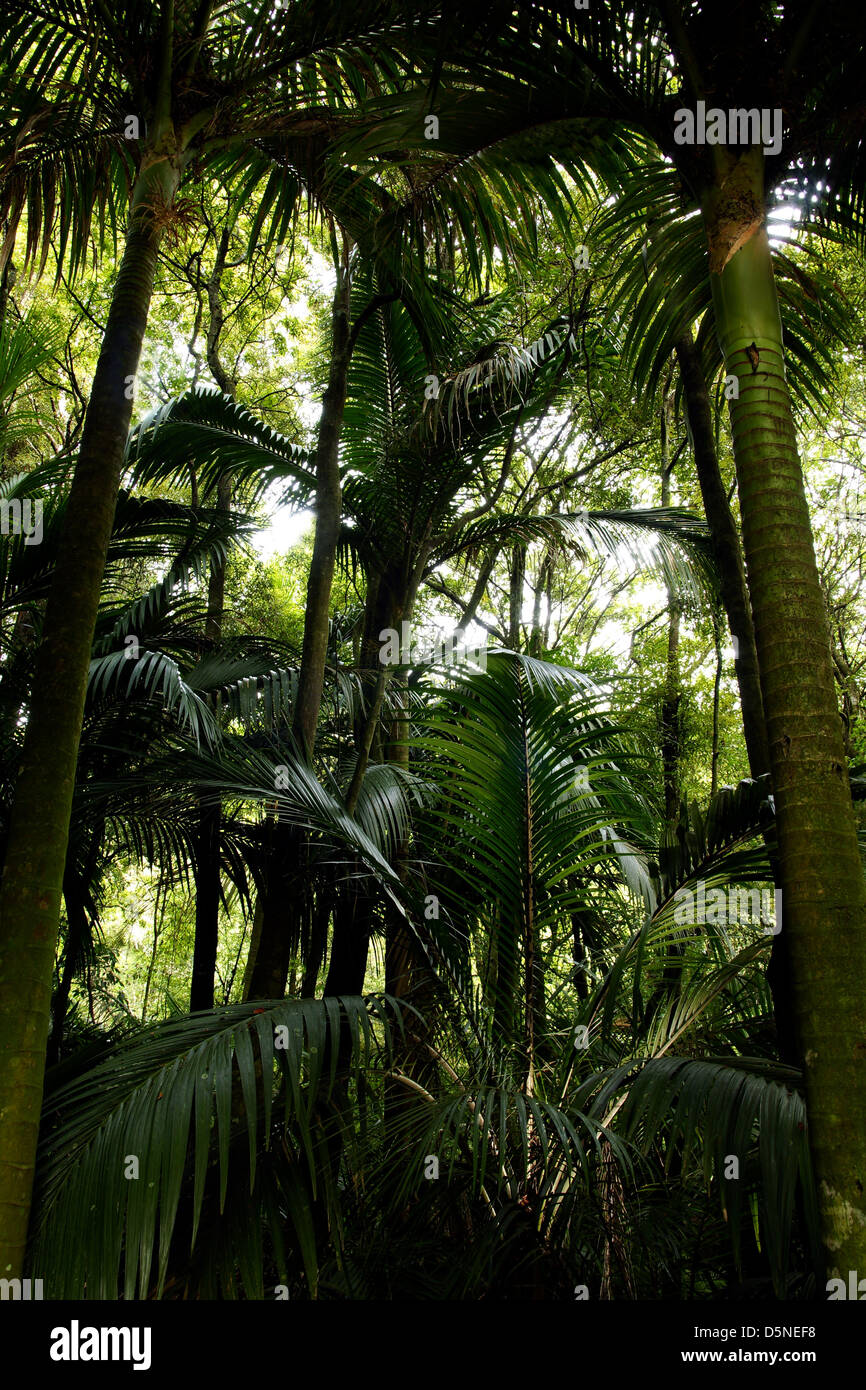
[
  {"left": 702, "top": 149, "right": 866, "bottom": 1277},
  {"left": 0, "top": 128, "right": 182, "bottom": 1276}
]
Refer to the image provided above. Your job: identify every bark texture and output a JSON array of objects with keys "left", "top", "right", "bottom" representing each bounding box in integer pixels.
[
  {"left": 0, "top": 142, "right": 181, "bottom": 1275},
  {"left": 705, "top": 168, "right": 866, "bottom": 1275}
]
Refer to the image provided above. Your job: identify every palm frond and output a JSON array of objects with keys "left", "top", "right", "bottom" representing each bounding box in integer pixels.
[
  {"left": 126, "top": 386, "right": 316, "bottom": 507},
  {"left": 32, "top": 994, "right": 403, "bottom": 1298}
]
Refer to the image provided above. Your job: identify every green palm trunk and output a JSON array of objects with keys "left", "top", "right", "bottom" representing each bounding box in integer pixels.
[
  {"left": 0, "top": 141, "right": 181, "bottom": 1279},
  {"left": 246, "top": 258, "right": 353, "bottom": 999},
  {"left": 704, "top": 159, "right": 866, "bottom": 1277},
  {"left": 674, "top": 329, "right": 770, "bottom": 782},
  {"left": 292, "top": 256, "right": 352, "bottom": 761}
]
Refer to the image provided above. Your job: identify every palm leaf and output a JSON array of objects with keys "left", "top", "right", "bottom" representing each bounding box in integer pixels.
[{"left": 32, "top": 994, "right": 403, "bottom": 1298}]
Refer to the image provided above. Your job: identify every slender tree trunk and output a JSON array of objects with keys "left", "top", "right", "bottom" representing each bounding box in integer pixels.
[
  {"left": 140, "top": 894, "right": 164, "bottom": 1026},
  {"left": 703, "top": 159, "right": 866, "bottom": 1275},
  {"left": 383, "top": 606, "right": 414, "bottom": 1004},
  {"left": 247, "top": 820, "right": 303, "bottom": 1000},
  {"left": 711, "top": 611, "right": 722, "bottom": 795},
  {"left": 46, "top": 883, "right": 88, "bottom": 1068},
  {"left": 324, "top": 889, "right": 373, "bottom": 996},
  {"left": 345, "top": 667, "right": 388, "bottom": 816},
  {"left": 190, "top": 526, "right": 229, "bottom": 1011},
  {"left": 292, "top": 252, "right": 352, "bottom": 761},
  {"left": 190, "top": 796, "right": 221, "bottom": 1011},
  {"left": 48, "top": 819, "right": 104, "bottom": 1064},
  {"left": 204, "top": 228, "right": 237, "bottom": 399},
  {"left": 508, "top": 545, "right": 526, "bottom": 651},
  {"left": 675, "top": 329, "right": 770, "bottom": 780},
  {"left": 528, "top": 548, "right": 552, "bottom": 657},
  {"left": 377, "top": 567, "right": 440, "bottom": 1104},
  {"left": 0, "top": 255, "right": 15, "bottom": 335},
  {"left": 205, "top": 472, "right": 233, "bottom": 637},
  {"left": 0, "top": 130, "right": 181, "bottom": 1274},
  {"left": 830, "top": 624, "right": 860, "bottom": 759},
  {"left": 571, "top": 905, "right": 595, "bottom": 1002},
  {"left": 492, "top": 908, "right": 519, "bottom": 1043},
  {"left": 302, "top": 890, "right": 331, "bottom": 997},
  {"left": 453, "top": 551, "right": 496, "bottom": 649},
  {"left": 245, "top": 250, "right": 353, "bottom": 998},
  {"left": 543, "top": 560, "right": 554, "bottom": 649},
  {"left": 660, "top": 377, "right": 682, "bottom": 825},
  {"left": 519, "top": 664, "right": 543, "bottom": 1092},
  {"left": 675, "top": 326, "right": 796, "bottom": 1053},
  {"left": 190, "top": 233, "right": 236, "bottom": 1011},
  {"left": 661, "top": 601, "right": 682, "bottom": 823},
  {"left": 327, "top": 567, "right": 397, "bottom": 1001},
  {"left": 241, "top": 895, "right": 265, "bottom": 1001}
]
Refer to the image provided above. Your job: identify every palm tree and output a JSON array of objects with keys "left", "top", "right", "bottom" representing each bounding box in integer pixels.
[
  {"left": 131, "top": 291, "right": 715, "bottom": 1005},
  {"left": 348, "top": 0, "right": 866, "bottom": 1277},
  {"left": 582, "top": 169, "right": 857, "bottom": 1063},
  {"left": 0, "top": 0, "right": 457, "bottom": 1274},
  {"left": 566, "top": 0, "right": 866, "bottom": 1279},
  {"left": 0, "top": 453, "right": 271, "bottom": 1034},
  {"left": 4, "top": 0, "right": 858, "bottom": 1295},
  {"left": 25, "top": 654, "right": 818, "bottom": 1299}
]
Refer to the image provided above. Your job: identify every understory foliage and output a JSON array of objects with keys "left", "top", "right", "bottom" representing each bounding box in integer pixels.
[{"left": 24, "top": 653, "right": 818, "bottom": 1299}]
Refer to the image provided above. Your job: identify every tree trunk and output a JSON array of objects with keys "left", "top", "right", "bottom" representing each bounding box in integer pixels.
[
  {"left": 703, "top": 160, "right": 866, "bottom": 1276},
  {"left": 241, "top": 894, "right": 265, "bottom": 1001},
  {"left": 375, "top": 567, "right": 440, "bottom": 1104},
  {"left": 519, "top": 667, "right": 544, "bottom": 1091},
  {"left": 190, "top": 232, "right": 236, "bottom": 1011},
  {"left": 675, "top": 329, "right": 770, "bottom": 780},
  {"left": 324, "top": 888, "right": 373, "bottom": 996},
  {"left": 661, "top": 602, "right": 682, "bottom": 824},
  {"left": 47, "top": 881, "right": 89, "bottom": 1067},
  {"left": 292, "top": 253, "right": 352, "bottom": 761},
  {"left": 571, "top": 905, "right": 596, "bottom": 1003},
  {"left": 453, "top": 551, "right": 496, "bottom": 650},
  {"left": 190, "top": 796, "right": 221, "bottom": 1011},
  {"left": 508, "top": 545, "right": 526, "bottom": 651},
  {"left": 327, "top": 564, "right": 400, "bottom": 1002},
  {"left": 205, "top": 471, "right": 233, "bottom": 640},
  {"left": 245, "top": 250, "right": 353, "bottom": 997},
  {"left": 302, "top": 890, "right": 331, "bottom": 997},
  {"left": 190, "top": 514, "right": 230, "bottom": 1011},
  {"left": 830, "top": 623, "right": 860, "bottom": 758},
  {"left": 674, "top": 326, "right": 796, "bottom": 1055},
  {"left": 660, "top": 376, "right": 682, "bottom": 825},
  {"left": 48, "top": 818, "right": 104, "bottom": 1065},
  {"left": 247, "top": 820, "right": 303, "bottom": 1000},
  {"left": 528, "top": 548, "right": 552, "bottom": 657},
  {"left": 711, "top": 611, "right": 722, "bottom": 796},
  {"left": 0, "top": 136, "right": 181, "bottom": 1275}
]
